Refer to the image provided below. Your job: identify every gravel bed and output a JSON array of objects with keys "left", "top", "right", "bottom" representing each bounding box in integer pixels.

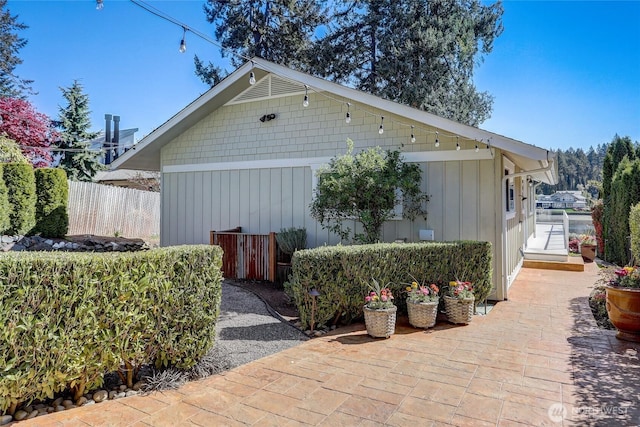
[{"left": 214, "top": 281, "right": 308, "bottom": 368}]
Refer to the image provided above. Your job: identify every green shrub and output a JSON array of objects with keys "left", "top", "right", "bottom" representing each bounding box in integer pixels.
[
  {"left": 0, "top": 164, "right": 9, "bottom": 234},
  {"left": 0, "top": 245, "right": 223, "bottom": 411},
  {"left": 2, "top": 162, "right": 36, "bottom": 235},
  {"left": 288, "top": 241, "right": 493, "bottom": 328},
  {"left": 630, "top": 202, "right": 640, "bottom": 264},
  {"left": 607, "top": 158, "right": 640, "bottom": 265},
  {"left": 33, "top": 168, "right": 69, "bottom": 237}
]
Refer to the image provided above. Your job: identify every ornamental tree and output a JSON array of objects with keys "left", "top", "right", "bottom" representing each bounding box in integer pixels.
[
  {"left": 0, "top": 97, "right": 58, "bottom": 167},
  {"left": 310, "top": 139, "right": 429, "bottom": 244}
]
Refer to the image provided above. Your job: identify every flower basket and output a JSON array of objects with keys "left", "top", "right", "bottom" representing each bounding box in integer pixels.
[
  {"left": 407, "top": 300, "right": 438, "bottom": 328},
  {"left": 444, "top": 295, "right": 474, "bottom": 325},
  {"left": 364, "top": 306, "right": 397, "bottom": 338}
]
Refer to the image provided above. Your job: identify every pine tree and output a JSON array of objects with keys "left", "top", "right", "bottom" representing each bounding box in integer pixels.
[
  {"left": 0, "top": 0, "right": 32, "bottom": 98},
  {"left": 55, "top": 80, "right": 102, "bottom": 181},
  {"left": 195, "top": 0, "right": 328, "bottom": 85},
  {"left": 310, "top": 0, "right": 503, "bottom": 126}
]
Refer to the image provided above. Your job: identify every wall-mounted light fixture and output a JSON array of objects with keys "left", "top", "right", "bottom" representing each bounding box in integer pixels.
[{"left": 259, "top": 113, "right": 277, "bottom": 122}]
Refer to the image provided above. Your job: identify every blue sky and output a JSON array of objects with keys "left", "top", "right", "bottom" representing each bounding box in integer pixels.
[{"left": 6, "top": 0, "right": 640, "bottom": 151}]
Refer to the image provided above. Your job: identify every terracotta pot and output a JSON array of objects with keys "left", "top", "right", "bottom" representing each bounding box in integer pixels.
[
  {"left": 606, "top": 286, "right": 640, "bottom": 342},
  {"left": 580, "top": 244, "right": 597, "bottom": 262}
]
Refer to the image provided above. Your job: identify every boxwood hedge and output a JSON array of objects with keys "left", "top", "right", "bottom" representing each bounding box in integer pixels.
[
  {"left": 0, "top": 245, "right": 223, "bottom": 412},
  {"left": 288, "top": 241, "right": 492, "bottom": 328}
]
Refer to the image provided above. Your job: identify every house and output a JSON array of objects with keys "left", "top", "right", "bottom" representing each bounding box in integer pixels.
[
  {"left": 536, "top": 191, "right": 587, "bottom": 209},
  {"left": 111, "top": 58, "right": 558, "bottom": 301}
]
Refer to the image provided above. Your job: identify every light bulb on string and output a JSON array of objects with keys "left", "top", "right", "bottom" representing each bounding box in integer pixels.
[
  {"left": 179, "top": 27, "right": 187, "bottom": 53},
  {"left": 249, "top": 71, "right": 256, "bottom": 85},
  {"left": 378, "top": 116, "right": 384, "bottom": 134},
  {"left": 456, "top": 136, "right": 460, "bottom": 151},
  {"left": 345, "top": 103, "right": 351, "bottom": 123},
  {"left": 435, "top": 131, "right": 439, "bottom": 148},
  {"left": 96, "top": 0, "right": 104, "bottom": 10},
  {"left": 410, "top": 126, "right": 416, "bottom": 143},
  {"left": 303, "top": 86, "right": 309, "bottom": 107}
]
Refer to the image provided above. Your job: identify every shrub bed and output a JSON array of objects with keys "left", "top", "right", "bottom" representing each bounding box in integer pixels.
[
  {"left": 34, "top": 168, "right": 69, "bottom": 238},
  {"left": 288, "top": 241, "right": 492, "bottom": 328},
  {"left": 0, "top": 245, "right": 223, "bottom": 413}
]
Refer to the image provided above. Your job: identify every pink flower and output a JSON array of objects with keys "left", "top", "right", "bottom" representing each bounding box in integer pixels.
[
  {"left": 365, "top": 296, "right": 372, "bottom": 302},
  {"left": 381, "top": 295, "right": 388, "bottom": 302}
]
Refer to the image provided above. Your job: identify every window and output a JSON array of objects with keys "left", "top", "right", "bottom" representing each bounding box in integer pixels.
[{"left": 504, "top": 157, "right": 516, "bottom": 219}]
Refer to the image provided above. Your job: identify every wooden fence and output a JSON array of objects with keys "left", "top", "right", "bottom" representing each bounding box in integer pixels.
[
  {"left": 68, "top": 181, "right": 160, "bottom": 238},
  {"left": 210, "top": 230, "right": 277, "bottom": 282}
]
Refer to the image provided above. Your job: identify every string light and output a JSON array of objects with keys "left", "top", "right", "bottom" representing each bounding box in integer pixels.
[
  {"left": 95, "top": 1, "right": 491, "bottom": 157},
  {"left": 179, "top": 27, "right": 187, "bottom": 53}
]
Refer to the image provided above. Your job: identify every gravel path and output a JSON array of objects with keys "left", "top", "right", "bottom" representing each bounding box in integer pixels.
[{"left": 214, "top": 281, "right": 308, "bottom": 369}]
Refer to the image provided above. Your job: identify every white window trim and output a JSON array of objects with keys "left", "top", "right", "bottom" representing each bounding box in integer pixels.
[{"left": 504, "top": 157, "right": 516, "bottom": 221}]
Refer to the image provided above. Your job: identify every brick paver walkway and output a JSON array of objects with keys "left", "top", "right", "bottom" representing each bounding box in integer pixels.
[{"left": 21, "top": 263, "right": 640, "bottom": 426}]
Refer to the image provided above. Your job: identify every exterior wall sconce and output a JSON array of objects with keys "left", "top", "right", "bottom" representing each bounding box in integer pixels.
[{"left": 259, "top": 113, "right": 276, "bottom": 122}]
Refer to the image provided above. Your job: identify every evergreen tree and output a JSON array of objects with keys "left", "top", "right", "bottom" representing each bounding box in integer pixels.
[
  {"left": 195, "top": 0, "right": 328, "bottom": 86},
  {"left": 0, "top": 0, "right": 32, "bottom": 98},
  {"left": 55, "top": 80, "right": 102, "bottom": 181},
  {"left": 310, "top": 0, "right": 503, "bottom": 126}
]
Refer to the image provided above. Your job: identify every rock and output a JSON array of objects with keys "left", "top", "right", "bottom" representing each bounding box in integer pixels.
[
  {"left": 119, "top": 384, "right": 128, "bottom": 391},
  {"left": 14, "top": 410, "right": 28, "bottom": 421},
  {"left": 93, "top": 390, "right": 108, "bottom": 403},
  {"left": 26, "top": 410, "right": 38, "bottom": 420},
  {"left": 52, "top": 242, "right": 64, "bottom": 250},
  {"left": 23, "top": 405, "right": 33, "bottom": 413},
  {"left": 37, "top": 408, "right": 48, "bottom": 415},
  {"left": 108, "top": 390, "right": 117, "bottom": 400},
  {"left": 76, "top": 396, "right": 88, "bottom": 406},
  {"left": 125, "top": 390, "right": 138, "bottom": 397},
  {"left": 45, "top": 239, "right": 54, "bottom": 246},
  {"left": 331, "top": 325, "right": 337, "bottom": 330},
  {"left": 55, "top": 405, "right": 65, "bottom": 412},
  {"left": 84, "top": 400, "right": 95, "bottom": 405},
  {"left": 52, "top": 397, "right": 64, "bottom": 407},
  {"left": 114, "top": 392, "right": 126, "bottom": 399},
  {"left": 34, "top": 404, "right": 46, "bottom": 410},
  {"left": 132, "top": 381, "right": 143, "bottom": 391},
  {"left": 314, "top": 330, "right": 324, "bottom": 337},
  {"left": 62, "top": 399, "right": 74, "bottom": 408},
  {"left": 1, "top": 235, "right": 14, "bottom": 243},
  {"left": 0, "top": 415, "right": 13, "bottom": 426},
  {"left": 47, "top": 406, "right": 54, "bottom": 413}
]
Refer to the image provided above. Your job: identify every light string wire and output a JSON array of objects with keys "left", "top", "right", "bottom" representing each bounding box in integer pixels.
[{"left": 91, "top": 0, "right": 492, "bottom": 152}]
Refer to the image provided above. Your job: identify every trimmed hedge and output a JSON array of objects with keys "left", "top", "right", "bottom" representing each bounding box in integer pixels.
[
  {"left": 0, "top": 164, "right": 9, "bottom": 234},
  {"left": 0, "top": 245, "right": 223, "bottom": 412},
  {"left": 34, "top": 168, "right": 69, "bottom": 237},
  {"left": 288, "top": 241, "right": 493, "bottom": 328},
  {"left": 631, "top": 202, "right": 640, "bottom": 264},
  {"left": 608, "top": 158, "right": 640, "bottom": 265},
  {"left": 2, "top": 162, "right": 36, "bottom": 236}
]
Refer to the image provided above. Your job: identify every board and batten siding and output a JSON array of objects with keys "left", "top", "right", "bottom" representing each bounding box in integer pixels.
[{"left": 160, "top": 87, "right": 503, "bottom": 297}]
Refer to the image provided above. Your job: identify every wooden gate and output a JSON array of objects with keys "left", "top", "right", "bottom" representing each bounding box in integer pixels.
[{"left": 210, "top": 230, "right": 277, "bottom": 282}]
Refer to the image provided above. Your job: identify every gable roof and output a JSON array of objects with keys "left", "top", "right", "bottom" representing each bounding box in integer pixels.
[{"left": 111, "top": 58, "right": 557, "bottom": 184}]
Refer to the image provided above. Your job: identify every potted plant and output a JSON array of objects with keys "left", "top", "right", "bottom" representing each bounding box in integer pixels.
[
  {"left": 275, "top": 227, "right": 306, "bottom": 285},
  {"left": 405, "top": 277, "right": 439, "bottom": 328},
  {"left": 363, "top": 279, "right": 396, "bottom": 338},
  {"left": 443, "top": 280, "right": 474, "bottom": 325},
  {"left": 605, "top": 266, "right": 640, "bottom": 342},
  {"left": 580, "top": 234, "right": 597, "bottom": 262}
]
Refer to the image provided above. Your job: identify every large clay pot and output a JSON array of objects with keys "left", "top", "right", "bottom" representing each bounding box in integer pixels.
[
  {"left": 606, "top": 286, "right": 640, "bottom": 342},
  {"left": 580, "top": 244, "right": 597, "bottom": 262}
]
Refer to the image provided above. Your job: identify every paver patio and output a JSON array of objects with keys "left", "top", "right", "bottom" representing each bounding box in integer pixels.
[{"left": 20, "top": 263, "right": 640, "bottom": 426}]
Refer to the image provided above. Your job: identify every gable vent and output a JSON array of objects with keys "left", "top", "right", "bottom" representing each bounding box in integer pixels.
[{"left": 227, "top": 74, "right": 306, "bottom": 105}]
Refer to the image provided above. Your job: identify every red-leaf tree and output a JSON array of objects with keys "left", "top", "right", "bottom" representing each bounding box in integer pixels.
[{"left": 0, "top": 97, "right": 58, "bottom": 167}]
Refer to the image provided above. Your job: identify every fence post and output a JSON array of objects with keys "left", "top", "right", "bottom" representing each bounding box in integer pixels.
[{"left": 269, "top": 232, "right": 277, "bottom": 282}]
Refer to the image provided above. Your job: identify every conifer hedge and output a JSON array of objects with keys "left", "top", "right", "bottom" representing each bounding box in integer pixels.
[
  {"left": 0, "top": 164, "right": 9, "bottom": 234},
  {"left": 34, "top": 168, "right": 69, "bottom": 237},
  {"left": 2, "top": 163, "right": 36, "bottom": 235},
  {"left": 608, "top": 158, "right": 640, "bottom": 265}
]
